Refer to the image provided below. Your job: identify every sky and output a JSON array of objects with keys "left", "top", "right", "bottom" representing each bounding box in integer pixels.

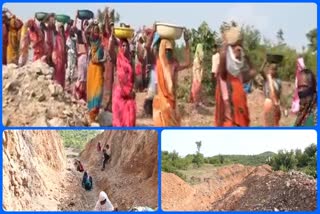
[
  {"left": 162, "top": 130, "right": 317, "bottom": 157},
  {"left": 3, "top": 3, "right": 317, "bottom": 51}
]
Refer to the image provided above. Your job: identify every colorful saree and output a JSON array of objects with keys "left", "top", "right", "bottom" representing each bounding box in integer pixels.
[
  {"left": 102, "top": 33, "right": 114, "bottom": 112},
  {"left": 112, "top": 40, "right": 136, "bottom": 127},
  {"left": 215, "top": 73, "right": 250, "bottom": 127},
  {"left": 294, "top": 95, "right": 317, "bottom": 126},
  {"left": 52, "top": 32, "right": 66, "bottom": 88},
  {"left": 190, "top": 44, "right": 204, "bottom": 104},
  {"left": 18, "top": 24, "right": 30, "bottom": 66},
  {"left": 291, "top": 57, "right": 305, "bottom": 113},
  {"left": 87, "top": 38, "right": 104, "bottom": 122},
  {"left": 28, "top": 20, "right": 45, "bottom": 62},
  {"left": 7, "top": 16, "right": 23, "bottom": 64},
  {"left": 153, "top": 39, "right": 181, "bottom": 126},
  {"left": 3, "top": 22, "right": 8, "bottom": 65}
]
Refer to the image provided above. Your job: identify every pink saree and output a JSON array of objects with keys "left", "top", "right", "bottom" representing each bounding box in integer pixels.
[
  {"left": 291, "top": 57, "right": 305, "bottom": 113},
  {"left": 112, "top": 41, "right": 136, "bottom": 127},
  {"left": 52, "top": 33, "right": 66, "bottom": 88}
]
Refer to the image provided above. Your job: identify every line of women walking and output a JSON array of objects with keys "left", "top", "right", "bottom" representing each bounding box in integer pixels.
[{"left": 2, "top": 8, "right": 316, "bottom": 127}]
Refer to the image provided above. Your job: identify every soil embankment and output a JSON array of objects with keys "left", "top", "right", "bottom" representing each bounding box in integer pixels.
[{"left": 162, "top": 164, "right": 316, "bottom": 211}]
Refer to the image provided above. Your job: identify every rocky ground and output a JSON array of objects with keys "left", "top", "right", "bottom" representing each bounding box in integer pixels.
[
  {"left": 162, "top": 164, "right": 316, "bottom": 211},
  {"left": 3, "top": 62, "right": 89, "bottom": 126},
  {"left": 2, "top": 61, "right": 296, "bottom": 127}
]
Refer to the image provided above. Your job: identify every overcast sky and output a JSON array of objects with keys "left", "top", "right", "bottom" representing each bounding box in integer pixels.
[
  {"left": 3, "top": 3, "right": 317, "bottom": 51},
  {"left": 162, "top": 130, "right": 317, "bottom": 157}
]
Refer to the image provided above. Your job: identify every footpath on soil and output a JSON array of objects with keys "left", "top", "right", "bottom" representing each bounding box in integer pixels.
[{"left": 3, "top": 62, "right": 296, "bottom": 127}]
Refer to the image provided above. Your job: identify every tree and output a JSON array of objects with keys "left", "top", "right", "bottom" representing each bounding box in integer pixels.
[
  {"left": 195, "top": 141, "right": 202, "bottom": 153},
  {"left": 193, "top": 141, "right": 204, "bottom": 168},
  {"left": 193, "top": 153, "right": 204, "bottom": 168},
  {"left": 219, "top": 154, "right": 224, "bottom": 164},
  {"left": 277, "top": 29, "right": 285, "bottom": 45},
  {"left": 304, "top": 29, "right": 317, "bottom": 73},
  {"left": 270, "top": 149, "right": 296, "bottom": 171},
  {"left": 241, "top": 25, "right": 261, "bottom": 51},
  {"left": 97, "top": 7, "right": 120, "bottom": 24},
  {"left": 304, "top": 143, "right": 316, "bottom": 157},
  {"left": 168, "top": 150, "right": 179, "bottom": 161},
  {"left": 59, "top": 130, "right": 102, "bottom": 149},
  {"left": 306, "top": 28, "right": 317, "bottom": 52},
  {"left": 240, "top": 25, "right": 265, "bottom": 74}
]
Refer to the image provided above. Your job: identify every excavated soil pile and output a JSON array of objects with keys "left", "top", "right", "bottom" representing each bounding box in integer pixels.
[
  {"left": 162, "top": 164, "right": 316, "bottom": 211},
  {"left": 2, "top": 130, "right": 66, "bottom": 211},
  {"left": 2, "top": 62, "right": 90, "bottom": 126},
  {"left": 161, "top": 172, "right": 196, "bottom": 210},
  {"left": 214, "top": 168, "right": 317, "bottom": 211}
]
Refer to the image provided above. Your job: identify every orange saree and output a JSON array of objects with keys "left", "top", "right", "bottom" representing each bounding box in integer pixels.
[
  {"left": 153, "top": 39, "right": 181, "bottom": 126},
  {"left": 215, "top": 73, "right": 250, "bottom": 127}
]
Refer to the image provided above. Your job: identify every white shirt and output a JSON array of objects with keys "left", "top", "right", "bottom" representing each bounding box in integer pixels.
[
  {"left": 211, "top": 53, "right": 220, "bottom": 74},
  {"left": 106, "top": 148, "right": 111, "bottom": 156}
]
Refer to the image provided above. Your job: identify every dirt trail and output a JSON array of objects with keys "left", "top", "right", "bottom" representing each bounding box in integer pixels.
[
  {"left": 3, "top": 130, "right": 158, "bottom": 211},
  {"left": 162, "top": 164, "right": 316, "bottom": 211},
  {"left": 57, "top": 147, "right": 100, "bottom": 211},
  {"left": 127, "top": 69, "right": 297, "bottom": 127},
  {"left": 3, "top": 63, "right": 296, "bottom": 127}
]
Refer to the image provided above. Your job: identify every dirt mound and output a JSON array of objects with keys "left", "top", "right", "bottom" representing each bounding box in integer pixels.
[
  {"left": 78, "top": 130, "right": 158, "bottom": 210},
  {"left": 2, "top": 130, "right": 66, "bottom": 211},
  {"left": 213, "top": 169, "right": 316, "bottom": 211},
  {"left": 162, "top": 165, "right": 255, "bottom": 211},
  {"left": 194, "top": 164, "right": 255, "bottom": 201},
  {"left": 161, "top": 172, "right": 196, "bottom": 211},
  {"left": 162, "top": 164, "right": 316, "bottom": 211},
  {"left": 2, "top": 62, "right": 90, "bottom": 126}
]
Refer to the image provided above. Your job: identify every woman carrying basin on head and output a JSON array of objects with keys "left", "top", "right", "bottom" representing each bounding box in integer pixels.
[
  {"left": 153, "top": 26, "right": 192, "bottom": 127},
  {"left": 86, "top": 21, "right": 108, "bottom": 124},
  {"left": 215, "top": 24, "right": 250, "bottom": 127},
  {"left": 26, "top": 19, "right": 46, "bottom": 62},
  {"left": 111, "top": 23, "right": 136, "bottom": 127},
  {"left": 52, "top": 22, "right": 67, "bottom": 89}
]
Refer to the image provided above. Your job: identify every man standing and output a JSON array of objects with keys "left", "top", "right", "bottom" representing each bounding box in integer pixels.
[{"left": 101, "top": 144, "right": 111, "bottom": 171}]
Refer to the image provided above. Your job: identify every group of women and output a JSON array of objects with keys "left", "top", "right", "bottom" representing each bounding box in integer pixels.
[
  {"left": 2, "top": 8, "right": 139, "bottom": 126},
  {"left": 212, "top": 24, "right": 317, "bottom": 127},
  {"left": 2, "top": 8, "right": 317, "bottom": 127}
]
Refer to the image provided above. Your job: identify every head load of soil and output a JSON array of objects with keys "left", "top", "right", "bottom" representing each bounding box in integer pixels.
[
  {"left": 162, "top": 164, "right": 316, "bottom": 211},
  {"left": 3, "top": 130, "right": 158, "bottom": 211}
]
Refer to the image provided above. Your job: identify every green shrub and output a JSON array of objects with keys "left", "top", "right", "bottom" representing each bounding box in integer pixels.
[{"left": 59, "top": 130, "right": 102, "bottom": 149}]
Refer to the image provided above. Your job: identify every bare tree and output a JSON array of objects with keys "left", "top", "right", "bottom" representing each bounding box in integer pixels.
[{"left": 195, "top": 141, "right": 202, "bottom": 154}]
